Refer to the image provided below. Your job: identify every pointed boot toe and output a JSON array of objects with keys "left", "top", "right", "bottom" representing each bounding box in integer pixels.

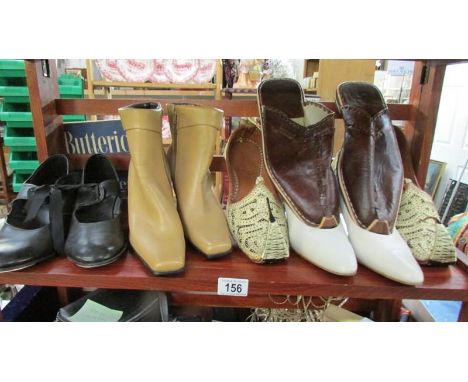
[
  {"left": 286, "top": 205, "right": 356, "bottom": 276},
  {"left": 341, "top": 196, "right": 424, "bottom": 285}
]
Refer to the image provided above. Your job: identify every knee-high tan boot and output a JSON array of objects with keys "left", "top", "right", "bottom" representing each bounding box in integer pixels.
[
  {"left": 119, "top": 102, "right": 185, "bottom": 275},
  {"left": 167, "top": 104, "right": 232, "bottom": 258}
]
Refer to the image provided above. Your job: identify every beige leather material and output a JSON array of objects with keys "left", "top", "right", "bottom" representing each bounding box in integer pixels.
[
  {"left": 119, "top": 103, "right": 185, "bottom": 274},
  {"left": 167, "top": 104, "right": 232, "bottom": 257}
]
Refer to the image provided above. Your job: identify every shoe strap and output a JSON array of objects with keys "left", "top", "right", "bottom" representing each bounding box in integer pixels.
[{"left": 22, "top": 184, "right": 72, "bottom": 256}]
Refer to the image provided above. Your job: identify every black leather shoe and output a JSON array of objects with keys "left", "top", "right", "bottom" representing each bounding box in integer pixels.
[
  {"left": 0, "top": 155, "right": 69, "bottom": 272},
  {"left": 64, "top": 154, "right": 126, "bottom": 268}
]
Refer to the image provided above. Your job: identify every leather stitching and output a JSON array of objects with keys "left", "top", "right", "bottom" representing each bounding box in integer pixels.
[{"left": 258, "top": 88, "right": 337, "bottom": 227}]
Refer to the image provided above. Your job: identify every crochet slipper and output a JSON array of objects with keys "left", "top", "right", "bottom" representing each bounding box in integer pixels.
[
  {"left": 225, "top": 121, "right": 289, "bottom": 264},
  {"left": 393, "top": 126, "right": 457, "bottom": 265},
  {"left": 396, "top": 179, "right": 457, "bottom": 265}
]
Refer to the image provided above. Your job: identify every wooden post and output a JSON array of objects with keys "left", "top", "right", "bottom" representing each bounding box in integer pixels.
[
  {"left": 408, "top": 61, "right": 446, "bottom": 186},
  {"left": 215, "top": 59, "right": 223, "bottom": 100},
  {"left": 458, "top": 301, "right": 468, "bottom": 322},
  {"left": 0, "top": 137, "right": 12, "bottom": 201},
  {"left": 25, "top": 60, "right": 63, "bottom": 162},
  {"left": 373, "top": 300, "right": 402, "bottom": 322},
  {"left": 86, "top": 59, "right": 95, "bottom": 99}
]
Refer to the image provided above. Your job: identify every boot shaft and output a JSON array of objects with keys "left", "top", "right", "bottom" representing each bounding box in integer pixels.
[
  {"left": 167, "top": 104, "right": 223, "bottom": 188},
  {"left": 118, "top": 102, "right": 173, "bottom": 200}
]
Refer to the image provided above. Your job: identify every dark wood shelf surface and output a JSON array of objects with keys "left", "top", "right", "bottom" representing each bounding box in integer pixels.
[{"left": 0, "top": 249, "right": 467, "bottom": 302}]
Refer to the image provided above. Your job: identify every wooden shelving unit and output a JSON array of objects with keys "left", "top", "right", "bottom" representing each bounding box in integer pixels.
[
  {"left": 0, "top": 59, "right": 466, "bottom": 322},
  {"left": 222, "top": 87, "right": 317, "bottom": 100},
  {"left": 1, "top": 249, "right": 467, "bottom": 304}
]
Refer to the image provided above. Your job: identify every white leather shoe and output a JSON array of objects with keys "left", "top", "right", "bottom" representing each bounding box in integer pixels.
[
  {"left": 339, "top": 196, "right": 424, "bottom": 286},
  {"left": 286, "top": 205, "right": 357, "bottom": 276}
]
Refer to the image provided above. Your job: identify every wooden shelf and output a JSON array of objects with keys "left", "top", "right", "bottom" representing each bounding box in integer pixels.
[
  {"left": 1, "top": 249, "right": 467, "bottom": 304},
  {"left": 19, "top": 60, "right": 468, "bottom": 321}
]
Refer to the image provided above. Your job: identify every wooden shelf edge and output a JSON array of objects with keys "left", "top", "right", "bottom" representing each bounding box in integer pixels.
[
  {"left": 56, "top": 98, "right": 414, "bottom": 120},
  {"left": 0, "top": 250, "right": 467, "bottom": 303}
]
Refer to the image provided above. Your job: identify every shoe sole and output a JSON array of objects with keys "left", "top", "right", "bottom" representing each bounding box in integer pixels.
[
  {"left": 68, "top": 243, "right": 128, "bottom": 269},
  {"left": 202, "top": 250, "right": 232, "bottom": 260},
  {"left": 190, "top": 241, "right": 232, "bottom": 260},
  {"left": 130, "top": 250, "right": 186, "bottom": 277},
  {"left": 0, "top": 253, "right": 57, "bottom": 273}
]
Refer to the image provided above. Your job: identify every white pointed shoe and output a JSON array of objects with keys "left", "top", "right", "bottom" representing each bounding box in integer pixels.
[
  {"left": 340, "top": 196, "right": 424, "bottom": 285},
  {"left": 286, "top": 204, "right": 357, "bottom": 276},
  {"left": 258, "top": 79, "right": 355, "bottom": 276}
]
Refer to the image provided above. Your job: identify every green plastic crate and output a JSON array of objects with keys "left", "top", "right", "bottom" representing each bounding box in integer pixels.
[
  {"left": 0, "top": 102, "right": 32, "bottom": 123},
  {"left": 5, "top": 120, "right": 33, "bottom": 128},
  {"left": 0, "top": 83, "right": 84, "bottom": 104},
  {"left": 58, "top": 74, "right": 82, "bottom": 86},
  {"left": 12, "top": 170, "right": 32, "bottom": 192},
  {"left": 0, "top": 77, "right": 27, "bottom": 86},
  {"left": 0, "top": 77, "right": 29, "bottom": 103},
  {"left": 4, "top": 126, "right": 37, "bottom": 150},
  {"left": 8, "top": 151, "right": 39, "bottom": 171},
  {"left": 58, "top": 74, "right": 85, "bottom": 121},
  {"left": 59, "top": 85, "right": 83, "bottom": 97},
  {"left": 0, "top": 60, "right": 26, "bottom": 78},
  {"left": 0, "top": 86, "right": 29, "bottom": 103},
  {"left": 63, "top": 115, "right": 86, "bottom": 122},
  {"left": 59, "top": 74, "right": 84, "bottom": 98}
]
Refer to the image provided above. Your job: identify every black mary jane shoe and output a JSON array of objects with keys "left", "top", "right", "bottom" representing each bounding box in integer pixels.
[
  {"left": 0, "top": 155, "right": 71, "bottom": 272},
  {"left": 64, "top": 154, "right": 126, "bottom": 268}
]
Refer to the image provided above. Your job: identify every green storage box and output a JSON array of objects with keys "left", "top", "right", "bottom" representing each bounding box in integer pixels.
[
  {"left": 0, "top": 102, "right": 32, "bottom": 123},
  {"left": 0, "top": 77, "right": 29, "bottom": 103},
  {"left": 58, "top": 74, "right": 82, "bottom": 86},
  {"left": 59, "top": 74, "right": 85, "bottom": 121},
  {"left": 5, "top": 120, "right": 33, "bottom": 128},
  {"left": 4, "top": 126, "right": 37, "bottom": 150},
  {"left": 12, "top": 170, "right": 32, "bottom": 193},
  {"left": 63, "top": 115, "right": 86, "bottom": 122},
  {"left": 0, "top": 60, "right": 26, "bottom": 78},
  {"left": 8, "top": 151, "right": 39, "bottom": 171},
  {"left": 59, "top": 85, "right": 83, "bottom": 97}
]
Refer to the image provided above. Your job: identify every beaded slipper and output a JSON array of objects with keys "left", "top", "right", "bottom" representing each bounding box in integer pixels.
[{"left": 225, "top": 121, "right": 289, "bottom": 263}]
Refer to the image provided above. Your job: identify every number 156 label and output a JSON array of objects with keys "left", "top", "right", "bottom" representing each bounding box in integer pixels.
[{"left": 217, "top": 277, "right": 249, "bottom": 297}]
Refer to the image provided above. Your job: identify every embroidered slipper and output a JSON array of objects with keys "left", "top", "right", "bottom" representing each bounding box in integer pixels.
[
  {"left": 225, "top": 120, "right": 289, "bottom": 263},
  {"left": 394, "top": 126, "right": 457, "bottom": 265}
]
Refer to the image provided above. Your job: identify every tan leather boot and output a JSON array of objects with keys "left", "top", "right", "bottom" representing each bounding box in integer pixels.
[
  {"left": 119, "top": 102, "right": 185, "bottom": 275},
  {"left": 167, "top": 104, "right": 232, "bottom": 258}
]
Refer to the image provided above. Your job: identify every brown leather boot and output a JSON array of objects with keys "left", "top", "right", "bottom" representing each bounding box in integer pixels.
[
  {"left": 167, "top": 104, "right": 232, "bottom": 258},
  {"left": 258, "top": 78, "right": 356, "bottom": 276},
  {"left": 119, "top": 103, "right": 185, "bottom": 275},
  {"left": 336, "top": 82, "right": 423, "bottom": 285}
]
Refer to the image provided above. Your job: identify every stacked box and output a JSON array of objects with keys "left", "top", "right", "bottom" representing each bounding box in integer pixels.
[
  {"left": 59, "top": 74, "right": 86, "bottom": 122},
  {"left": 0, "top": 60, "right": 85, "bottom": 191}
]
